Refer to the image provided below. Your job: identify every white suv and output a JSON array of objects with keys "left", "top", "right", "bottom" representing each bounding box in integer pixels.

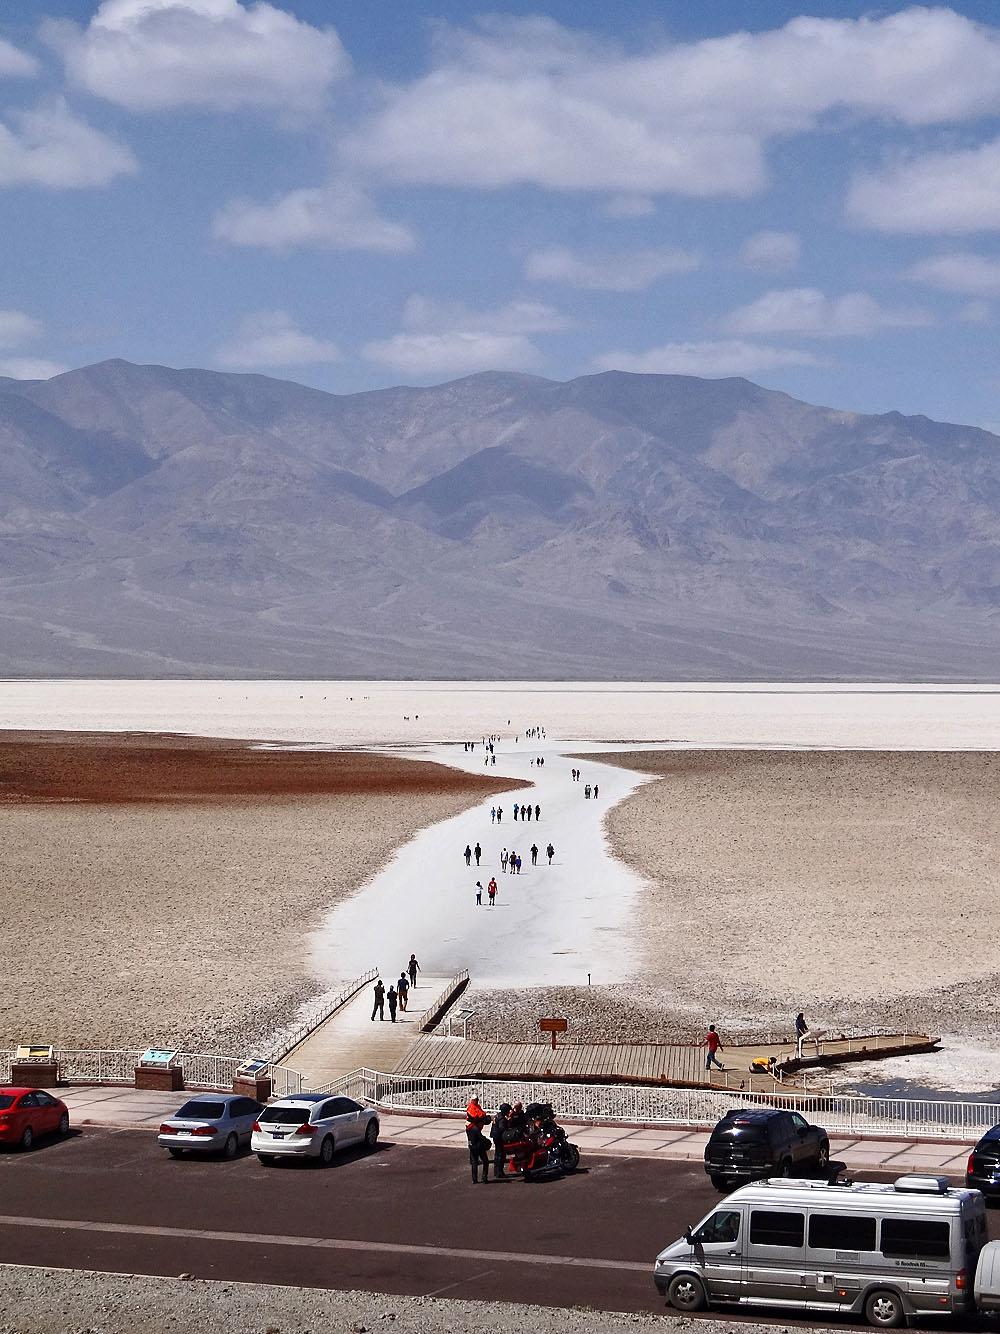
[{"left": 251, "top": 1093, "right": 379, "bottom": 1165}]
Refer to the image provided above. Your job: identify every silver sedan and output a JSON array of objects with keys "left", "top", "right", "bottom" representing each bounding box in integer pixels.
[
  {"left": 158, "top": 1094, "right": 264, "bottom": 1158},
  {"left": 251, "top": 1093, "right": 379, "bottom": 1165}
]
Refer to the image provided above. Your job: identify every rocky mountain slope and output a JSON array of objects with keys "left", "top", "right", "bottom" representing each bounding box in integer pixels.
[{"left": 1, "top": 359, "right": 998, "bottom": 679}]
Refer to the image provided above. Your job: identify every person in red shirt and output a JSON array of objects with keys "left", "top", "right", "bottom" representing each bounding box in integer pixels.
[{"left": 703, "top": 1024, "right": 725, "bottom": 1071}]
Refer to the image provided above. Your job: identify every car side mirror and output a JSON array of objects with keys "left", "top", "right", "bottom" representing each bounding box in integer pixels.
[{"left": 684, "top": 1226, "right": 694, "bottom": 1244}]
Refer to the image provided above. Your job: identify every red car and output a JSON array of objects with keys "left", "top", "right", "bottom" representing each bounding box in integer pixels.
[{"left": 0, "top": 1088, "right": 70, "bottom": 1150}]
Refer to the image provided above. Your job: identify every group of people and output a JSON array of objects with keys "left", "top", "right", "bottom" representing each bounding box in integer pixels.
[
  {"left": 463, "top": 842, "right": 482, "bottom": 866},
  {"left": 463, "top": 1095, "right": 537, "bottom": 1182},
  {"left": 370, "top": 955, "right": 420, "bottom": 1023}
]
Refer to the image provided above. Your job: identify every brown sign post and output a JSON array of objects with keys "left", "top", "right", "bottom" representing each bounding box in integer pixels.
[{"left": 539, "top": 1017, "right": 568, "bottom": 1050}]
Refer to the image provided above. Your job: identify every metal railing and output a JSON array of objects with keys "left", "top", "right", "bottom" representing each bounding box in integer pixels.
[
  {"left": 417, "top": 969, "right": 470, "bottom": 1033},
  {"left": 271, "top": 966, "right": 379, "bottom": 1061},
  {"left": 0, "top": 1048, "right": 302, "bottom": 1096},
  {"left": 311, "top": 1068, "right": 1000, "bottom": 1142}
]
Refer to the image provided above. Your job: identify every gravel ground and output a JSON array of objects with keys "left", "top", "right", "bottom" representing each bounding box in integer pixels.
[{"left": 0, "top": 1266, "right": 816, "bottom": 1334}]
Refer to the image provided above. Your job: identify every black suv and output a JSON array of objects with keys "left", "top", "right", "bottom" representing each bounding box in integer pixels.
[
  {"left": 966, "top": 1125, "right": 1000, "bottom": 1198},
  {"left": 704, "top": 1107, "right": 830, "bottom": 1192}
]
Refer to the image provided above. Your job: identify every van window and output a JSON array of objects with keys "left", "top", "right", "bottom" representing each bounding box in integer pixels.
[
  {"left": 750, "top": 1211, "right": 805, "bottom": 1248},
  {"left": 881, "top": 1218, "right": 950, "bottom": 1260},
  {"left": 809, "top": 1213, "right": 877, "bottom": 1251},
  {"left": 692, "top": 1211, "right": 741, "bottom": 1245}
]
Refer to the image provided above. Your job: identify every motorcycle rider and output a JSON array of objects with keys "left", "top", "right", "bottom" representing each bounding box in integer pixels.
[
  {"left": 490, "top": 1102, "right": 512, "bottom": 1178},
  {"left": 465, "top": 1095, "right": 491, "bottom": 1184}
]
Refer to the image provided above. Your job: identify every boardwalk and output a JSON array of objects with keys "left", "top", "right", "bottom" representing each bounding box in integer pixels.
[
  {"left": 393, "top": 1031, "right": 939, "bottom": 1093},
  {"left": 284, "top": 975, "right": 451, "bottom": 1090}
]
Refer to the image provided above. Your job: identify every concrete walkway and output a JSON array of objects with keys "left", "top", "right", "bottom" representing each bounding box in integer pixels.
[
  {"left": 285, "top": 975, "right": 451, "bottom": 1089},
  {"left": 52, "top": 1084, "right": 974, "bottom": 1176}
]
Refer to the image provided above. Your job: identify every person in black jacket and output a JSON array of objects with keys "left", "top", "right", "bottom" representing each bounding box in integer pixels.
[{"left": 491, "top": 1102, "right": 512, "bottom": 1178}]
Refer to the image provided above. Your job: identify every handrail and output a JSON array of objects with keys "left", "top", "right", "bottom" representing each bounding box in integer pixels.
[
  {"left": 0, "top": 1048, "right": 303, "bottom": 1096},
  {"left": 417, "top": 969, "right": 470, "bottom": 1033},
  {"left": 271, "top": 966, "right": 379, "bottom": 1061}
]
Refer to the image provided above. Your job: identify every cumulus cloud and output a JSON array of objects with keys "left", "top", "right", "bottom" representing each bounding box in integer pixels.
[
  {"left": 593, "top": 340, "right": 825, "bottom": 377},
  {"left": 0, "top": 100, "right": 136, "bottom": 188},
  {"left": 344, "top": 8, "right": 1000, "bottom": 198},
  {"left": 0, "top": 310, "right": 43, "bottom": 350},
  {"left": 601, "top": 195, "right": 656, "bottom": 219},
  {"left": 214, "top": 311, "right": 341, "bottom": 368},
  {"left": 721, "top": 287, "right": 932, "bottom": 337},
  {"left": 362, "top": 293, "right": 571, "bottom": 377},
  {"left": 0, "top": 357, "right": 69, "bottom": 380},
  {"left": 847, "top": 138, "right": 1000, "bottom": 234},
  {"left": 525, "top": 243, "right": 700, "bottom": 291},
  {"left": 213, "top": 183, "right": 415, "bottom": 253},
  {"left": 0, "top": 39, "right": 38, "bottom": 78},
  {"left": 739, "top": 230, "right": 801, "bottom": 273},
  {"left": 44, "top": 0, "right": 348, "bottom": 115},
  {"left": 907, "top": 251, "right": 1000, "bottom": 293}
]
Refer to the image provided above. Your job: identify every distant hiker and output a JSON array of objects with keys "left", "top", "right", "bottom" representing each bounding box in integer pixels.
[
  {"left": 474, "top": 842, "right": 482, "bottom": 866},
  {"left": 408, "top": 954, "right": 420, "bottom": 987},
  {"left": 704, "top": 1024, "right": 725, "bottom": 1071},
  {"left": 593, "top": 784, "right": 599, "bottom": 799},
  {"left": 491, "top": 807, "right": 496, "bottom": 823},
  {"left": 530, "top": 843, "right": 538, "bottom": 865},
  {"left": 488, "top": 880, "right": 497, "bottom": 906},
  {"left": 515, "top": 854, "right": 522, "bottom": 874},
  {"left": 387, "top": 986, "right": 398, "bottom": 1022},
  {"left": 534, "top": 804, "right": 540, "bottom": 820},
  {"left": 464, "top": 844, "right": 472, "bottom": 866},
  {"left": 513, "top": 803, "right": 519, "bottom": 818},
  {"left": 397, "top": 972, "right": 409, "bottom": 1010},
  {"left": 584, "top": 784, "right": 591, "bottom": 799},
  {"left": 546, "top": 842, "right": 554, "bottom": 864},
  {"left": 795, "top": 1012, "right": 809, "bottom": 1056},
  {"left": 371, "top": 979, "right": 385, "bottom": 1022},
  {"left": 476, "top": 880, "right": 483, "bottom": 905},
  {"left": 496, "top": 802, "right": 502, "bottom": 817},
  {"left": 526, "top": 805, "right": 532, "bottom": 821},
  {"left": 501, "top": 848, "right": 508, "bottom": 872}
]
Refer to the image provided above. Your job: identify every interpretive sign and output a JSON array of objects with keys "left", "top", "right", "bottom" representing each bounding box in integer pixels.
[
  {"left": 236, "top": 1059, "right": 269, "bottom": 1077},
  {"left": 138, "top": 1047, "right": 178, "bottom": 1068},
  {"left": 15, "top": 1044, "right": 53, "bottom": 1063},
  {"left": 539, "top": 1017, "right": 568, "bottom": 1050}
]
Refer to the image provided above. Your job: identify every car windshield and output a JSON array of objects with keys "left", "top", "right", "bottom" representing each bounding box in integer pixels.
[
  {"left": 0, "top": 1095, "right": 16, "bottom": 1109},
  {"left": 259, "top": 1106, "right": 313, "bottom": 1124},
  {"left": 176, "top": 1100, "right": 226, "bottom": 1119}
]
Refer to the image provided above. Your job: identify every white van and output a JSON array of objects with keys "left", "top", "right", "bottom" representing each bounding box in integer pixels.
[{"left": 654, "top": 1175, "right": 987, "bottom": 1327}]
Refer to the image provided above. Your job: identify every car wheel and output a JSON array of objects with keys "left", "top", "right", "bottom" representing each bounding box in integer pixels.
[
  {"left": 19, "top": 1126, "right": 33, "bottom": 1152},
  {"left": 816, "top": 1140, "right": 830, "bottom": 1172},
  {"left": 364, "top": 1120, "right": 379, "bottom": 1150},
  {"left": 168, "top": 1147, "right": 184, "bottom": 1159},
  {"left": 710, "top": 1173, "right": 729, "bottom": 1193},
  {"left": 778, "top": 1157, "right": 793, "bottom": 1178},
  {"left": 223, "top": 1133, "right": 238, "bottom": 1159},
  {"left": 57, "top": 1112, "right": 69, "bottom": 1137},
  {"left": 319, "top": 1135, "right": 335, "bottom": 1166},
  {"left": 667, "top": 1273, "right": 707, "bottom": 1313},
  {"left": 257, "top": 1154, "right": 276, "bottom": 1166},
  {"left": 865, "top": 1289, "right": 905, "bottom": 1328}
]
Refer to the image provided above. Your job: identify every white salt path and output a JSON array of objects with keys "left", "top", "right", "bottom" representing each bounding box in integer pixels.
[{"left": 307, "top": 740, "right": 656, "bottom": 993}]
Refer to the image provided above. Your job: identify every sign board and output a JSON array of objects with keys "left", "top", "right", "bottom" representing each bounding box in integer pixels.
[
  {"left": 138, "top": 1048, "right": 178, "bottom": 1068},
  {"left": 15, "top": 1044, "right": 53, "bottom": 1063},
  {"left": 539, "top": 1018, "right": 568, "bottom": 1032},
  {"left": 236, "top": 1059, "right": 269, "bottom": 1077}
]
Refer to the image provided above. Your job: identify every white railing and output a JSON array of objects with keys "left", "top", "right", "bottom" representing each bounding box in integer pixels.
[
  {"left": 311, "top": 1068, "right": 1000, "bottom": 1142},
  {"left": 0, "top": 1048, "right": 302, "bottom": 1096},
  {"left": 272, "top": 967, "right": 379, "bottom": 1061},
  {"left": 417, "top": 969, "right": 470, "bottom": 1033}
]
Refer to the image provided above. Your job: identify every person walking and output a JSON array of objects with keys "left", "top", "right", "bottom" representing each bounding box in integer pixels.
[
  {"left": 474, "top": 842, "right": 482, "bottom": 866},
  {"left": 490, "top": 1102, "right": 511, "bottom": 1178},
  {"left": 465, "top": 1096, "right": 491, "bottom": 1183},
  {"left": 491, "top": 806, "right": 496, "bottom": 823},
  {"left": 387, "top": 985, "right": 398, "bottom": 1022},
  {"left": 513, "top": 802, "right": 519, "bottom": 819},
  {"left": 464, "top": 844, "right": 472, "bottom": 866},
  {"left": 515, "top": 853, "right": 522, "bottom": 874},
  {"left": 488, "top": 880, "right": 497, "bottom": 906},
  {"left": 703, "top": 1024, "right": 725, "bottom": 1070},
  {"left": 534, "top": 803, "right": 540, "bottom": 820},
  {"left": 408, "top": 954, "right": 420, "bottom": 988},
  {"left": 397, "top": 972, "right": 408, "bottom": 1011},
  {"left": 593, "top": 784, "right": 598, "bottom": 799},
  {"left": 795, "top": 1011, "right": 809, "bottom": 1057},
  {"left": 530, "top": 843, "right": 538, "bottom": 865},
  {"left": 501, "top": 848, "right": 508, "bottom": 873},
  {"left": 475, "top": 880, "right": 483, "bottom": 905},
  {"left": 371, "top": 978, "right": 385, "bottom": 1022},
  {"left": 496, "top": 804, "right": 502, "bottom": 819},
  {"left": 546, "top": 842, "right": 554, "bottom": 864}
]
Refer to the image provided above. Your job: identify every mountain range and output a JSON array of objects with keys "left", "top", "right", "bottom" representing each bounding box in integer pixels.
[{"left": 1, "top": 358, "right": 999, "bottom": 680}]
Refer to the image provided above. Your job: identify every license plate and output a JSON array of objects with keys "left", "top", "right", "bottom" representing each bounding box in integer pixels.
[{"left": 272, "top": 1132, "right": 285, "bottom": 1140}]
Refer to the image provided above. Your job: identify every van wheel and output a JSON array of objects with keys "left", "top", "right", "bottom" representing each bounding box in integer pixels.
[
  {"left": 667, "top": 1274, "right": 707, "bottom": 1312},
  {"left": 865, "top": 1289, "right": 904, "bottom": 1328}
]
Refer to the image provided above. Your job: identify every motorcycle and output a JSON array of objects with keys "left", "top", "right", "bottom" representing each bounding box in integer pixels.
[{"left": 502, "top": 1101, "right": 581, "bottom": 1180}]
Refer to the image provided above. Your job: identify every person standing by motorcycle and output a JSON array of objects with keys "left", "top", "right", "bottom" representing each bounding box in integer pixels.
[
  {"left": 490, "top": 1102, "right": 512, "bottom": 1178},
  {"left": 465, "top": 1096, "right": 491, "bottom": 1184}
]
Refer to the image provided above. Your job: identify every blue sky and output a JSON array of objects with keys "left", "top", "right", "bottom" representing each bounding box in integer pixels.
[{"left": 5, "top": 2, "right": 1000, "bottom": 428}]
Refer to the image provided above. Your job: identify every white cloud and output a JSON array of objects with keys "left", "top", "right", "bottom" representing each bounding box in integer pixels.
[
  {"left": 847, "top": 138, "right": 1000, "bottom": 234},
  {"left": 593, "top": 340, "right": 825, "bottom": 377},
  {"left": 344, "top": 9, "right": 1000, "bottom": 198},
  {"left": 721, "top": 287, "right": 932, "bottom": 337},
  {"left": 213, "top": 183, "right": 415, "bottom": 253},
  {"left": 525, "top": 243, "right": 699, "bottom": 291},
  {"left": 399, "top": 294, "right": 572, "bottom": 336},
  {"left": 958, "top": 299, "right": 992, "bottom": 324},
  {"left": 362, "top": 331, "right": 543, "bottom": 378},
  {"left": 0, "top": 39, "right": 38, "bottom": 78},
  {"left": 601, "top": 194, "right": 656, "bottom": 219},
  {"left": 907, "top": 251, "right": 1000, "bottom": 294},
  {"left": 0, "top": 310, "right": 43, "bottom": 350},
  {"left": 214, "top": 311, "right": 341, "bottom": 369},
  {"left": 44, "top": 0, "right": 348, "bottom": 115},
  {"left": 0, "top": 100, "right": 136, "bottom": 188},
  {"left": 738, "top": 230, "right": 800, "bottom": 273},
  {"left": 0, "top": 357, "right": 69, "bottom": 380}
]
